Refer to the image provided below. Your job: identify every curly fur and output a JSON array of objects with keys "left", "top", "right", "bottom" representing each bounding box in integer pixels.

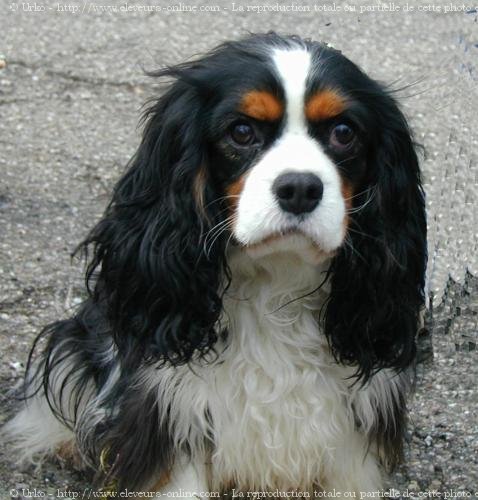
[{"left": 5, "top": 33, "right": 427, "bottom": 494}]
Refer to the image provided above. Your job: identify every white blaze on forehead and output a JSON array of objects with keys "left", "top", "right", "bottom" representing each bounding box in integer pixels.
[{"left": 272, "top": 48, "right": 311, "bottom": 132}]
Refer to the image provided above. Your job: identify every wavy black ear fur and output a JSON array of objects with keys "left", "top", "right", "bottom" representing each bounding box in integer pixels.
[
  {"left": 81, "top": 67, "right": 228, "bottom": 368},
  {"left": 325, "top": 88, "right": 427, "bottom": 382}
]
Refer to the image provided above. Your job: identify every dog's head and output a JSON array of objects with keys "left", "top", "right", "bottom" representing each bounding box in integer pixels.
[{"left": 83, "top": 33, "right": 427, "bottom": 380}]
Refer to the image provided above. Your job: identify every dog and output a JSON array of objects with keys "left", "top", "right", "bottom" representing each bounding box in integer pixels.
[{"left": 7, "top": 32, "right": 427, "bottom": 495}]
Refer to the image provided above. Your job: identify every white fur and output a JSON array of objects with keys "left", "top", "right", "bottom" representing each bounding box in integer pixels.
[
  {"left": 272, "top": 48, "right": 310, "bottom": 132},
  {"left": 4, "top": 341, "right": 116, "bottom": 468},
  {"left": 3, "top": 343, "right": 89, "bottom": 464},
  {"left": 4, "top": 393, "right": 75, "bottom": 465},
  {"left": 233, "top": 48, "right": 346, "bottom": 254},
  {"left": 352, "top": 369, "right": 409, "bottom": 437},
  {"left": 159, "top": 455, "right": 209, "bottom": 498},
  {"left": 144, "top": 249, "right": 391, "bottom": 494}
]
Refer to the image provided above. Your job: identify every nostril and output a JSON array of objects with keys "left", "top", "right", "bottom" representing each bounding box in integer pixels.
[
  {"left": 306, "top": 182, "right": 323, "bottom": 201},
  {"left": 277, "top": 184, "right": 295, "bottom": 201}
]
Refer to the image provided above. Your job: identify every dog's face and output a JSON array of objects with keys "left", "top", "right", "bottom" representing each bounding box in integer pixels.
[
  {"left": 85, "top": 33, "right": 427, "bottom": 380},
  {"left": 203, "top": 43, "right": 373, "bottom": 261}
]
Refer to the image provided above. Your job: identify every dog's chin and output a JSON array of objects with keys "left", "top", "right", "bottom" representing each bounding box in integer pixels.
[{"left": 239, "top": 231, "right": 336, "bottom": 265}]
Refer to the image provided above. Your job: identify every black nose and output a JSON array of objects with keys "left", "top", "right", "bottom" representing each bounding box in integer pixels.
[{"left": 272, "top": 172, "right": 324, "bottom": 215}]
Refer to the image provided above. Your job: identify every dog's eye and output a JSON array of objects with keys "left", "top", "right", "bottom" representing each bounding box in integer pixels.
[
  {"left": 229, "top": 122, "right": 256, "bottom": 146},
  {"left": 330, "top": 124, "right": 355, "bottom": 150}
]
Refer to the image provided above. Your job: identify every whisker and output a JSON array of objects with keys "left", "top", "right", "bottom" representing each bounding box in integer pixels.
[
  {"left": 203, "top": 195, "right": 241, "bottom": 210},
  {"left": 208, "top": 204, "right": 236, "bottom": 220},
  {"left": 344, "top": 185, "right": 377, "bottom": 202},
  {"left": 224, "top": 231, "right": 236, "bottom": 255},
  {"left": 205, "top": 218, "right": 235, "bottom": 258},
  {"left": 202, "top": 217, "right": 235, "bottom": 256},
  {"left": 205, "top": 226, "right": 231, "bottom": 258},
  {"left": 346, "top": 186, "right": 377, "bottom": 214},
  {"left": 203, "top": 216, "right": 235, "bottom": 241},
  {"left": 342, "top": 234, "right": 368, "bottom": 264},
  {"left": 335, "top": 155, "right": 358, "bottom": 167},
  {"left": 346, "top": 226, "right": 380, "bottom": 242}
]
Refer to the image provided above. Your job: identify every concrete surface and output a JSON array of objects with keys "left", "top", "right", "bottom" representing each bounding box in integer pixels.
[{"left": 1, "top": 0, "right": 477, "bottom": 498}]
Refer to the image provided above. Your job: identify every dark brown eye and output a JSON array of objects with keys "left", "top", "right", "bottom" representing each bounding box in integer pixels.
[
  {"left": 330, "top": 123, "right": 355, "bottom": 149},
  {"left": 230, "top": 122, "right": 255, "bottom": 146}
]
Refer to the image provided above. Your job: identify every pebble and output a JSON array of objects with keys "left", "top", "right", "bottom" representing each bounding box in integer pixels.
[{"left": 408, "top": 481, "right": 420, "bottom": 491}]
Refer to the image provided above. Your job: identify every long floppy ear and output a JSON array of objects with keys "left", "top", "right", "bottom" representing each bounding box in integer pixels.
[
  {"left": 325, "top": 91, "right": 427, "bottom": 381},
  {"left": 82, "top": 71, "right": 227, "bottom": 366}
]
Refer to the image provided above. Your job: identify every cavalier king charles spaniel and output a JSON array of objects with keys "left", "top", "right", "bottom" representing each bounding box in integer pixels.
[{"left": 8, "top": 33, "right": 427, "bottom": 495}]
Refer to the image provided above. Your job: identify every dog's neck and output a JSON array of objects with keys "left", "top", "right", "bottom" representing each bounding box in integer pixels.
[
  {"left": 222, "top": 244, "right": 331, "bottom": 352},
  {"left": 226, "top": 240, "right": 331, "bottom": 305}
]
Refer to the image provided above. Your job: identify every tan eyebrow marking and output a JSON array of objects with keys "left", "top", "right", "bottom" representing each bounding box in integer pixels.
[
  {"left": 305, "top": 89, "right": 346, "bottom": 121},
  {"left": 239, "top": 90, "right": 283, "bottom": 121}
]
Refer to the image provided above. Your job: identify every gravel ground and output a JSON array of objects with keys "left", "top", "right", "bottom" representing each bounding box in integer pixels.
[{"left": 1, "top": 1, "right": 477, "bottom": 498}]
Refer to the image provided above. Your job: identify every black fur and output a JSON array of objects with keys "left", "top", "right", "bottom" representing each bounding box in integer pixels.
[
  {"left": 82, "top": 86, "right": 227, "bottom": 368},
  {"left": 325, "top": 87, "right": 427, "bottom": 381}
]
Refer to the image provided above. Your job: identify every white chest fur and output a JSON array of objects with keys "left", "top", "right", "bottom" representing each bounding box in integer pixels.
[
  {"left": 149, "top": 248, "right": 384, "bottom": 494},
  {"left": 212, "top": 251, "right": 346, "bottom": 489}
]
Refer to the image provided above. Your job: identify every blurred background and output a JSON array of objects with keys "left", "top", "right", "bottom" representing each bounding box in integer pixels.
[{"left": 1, "top": 0, "right": 477, "bottom": 496}]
